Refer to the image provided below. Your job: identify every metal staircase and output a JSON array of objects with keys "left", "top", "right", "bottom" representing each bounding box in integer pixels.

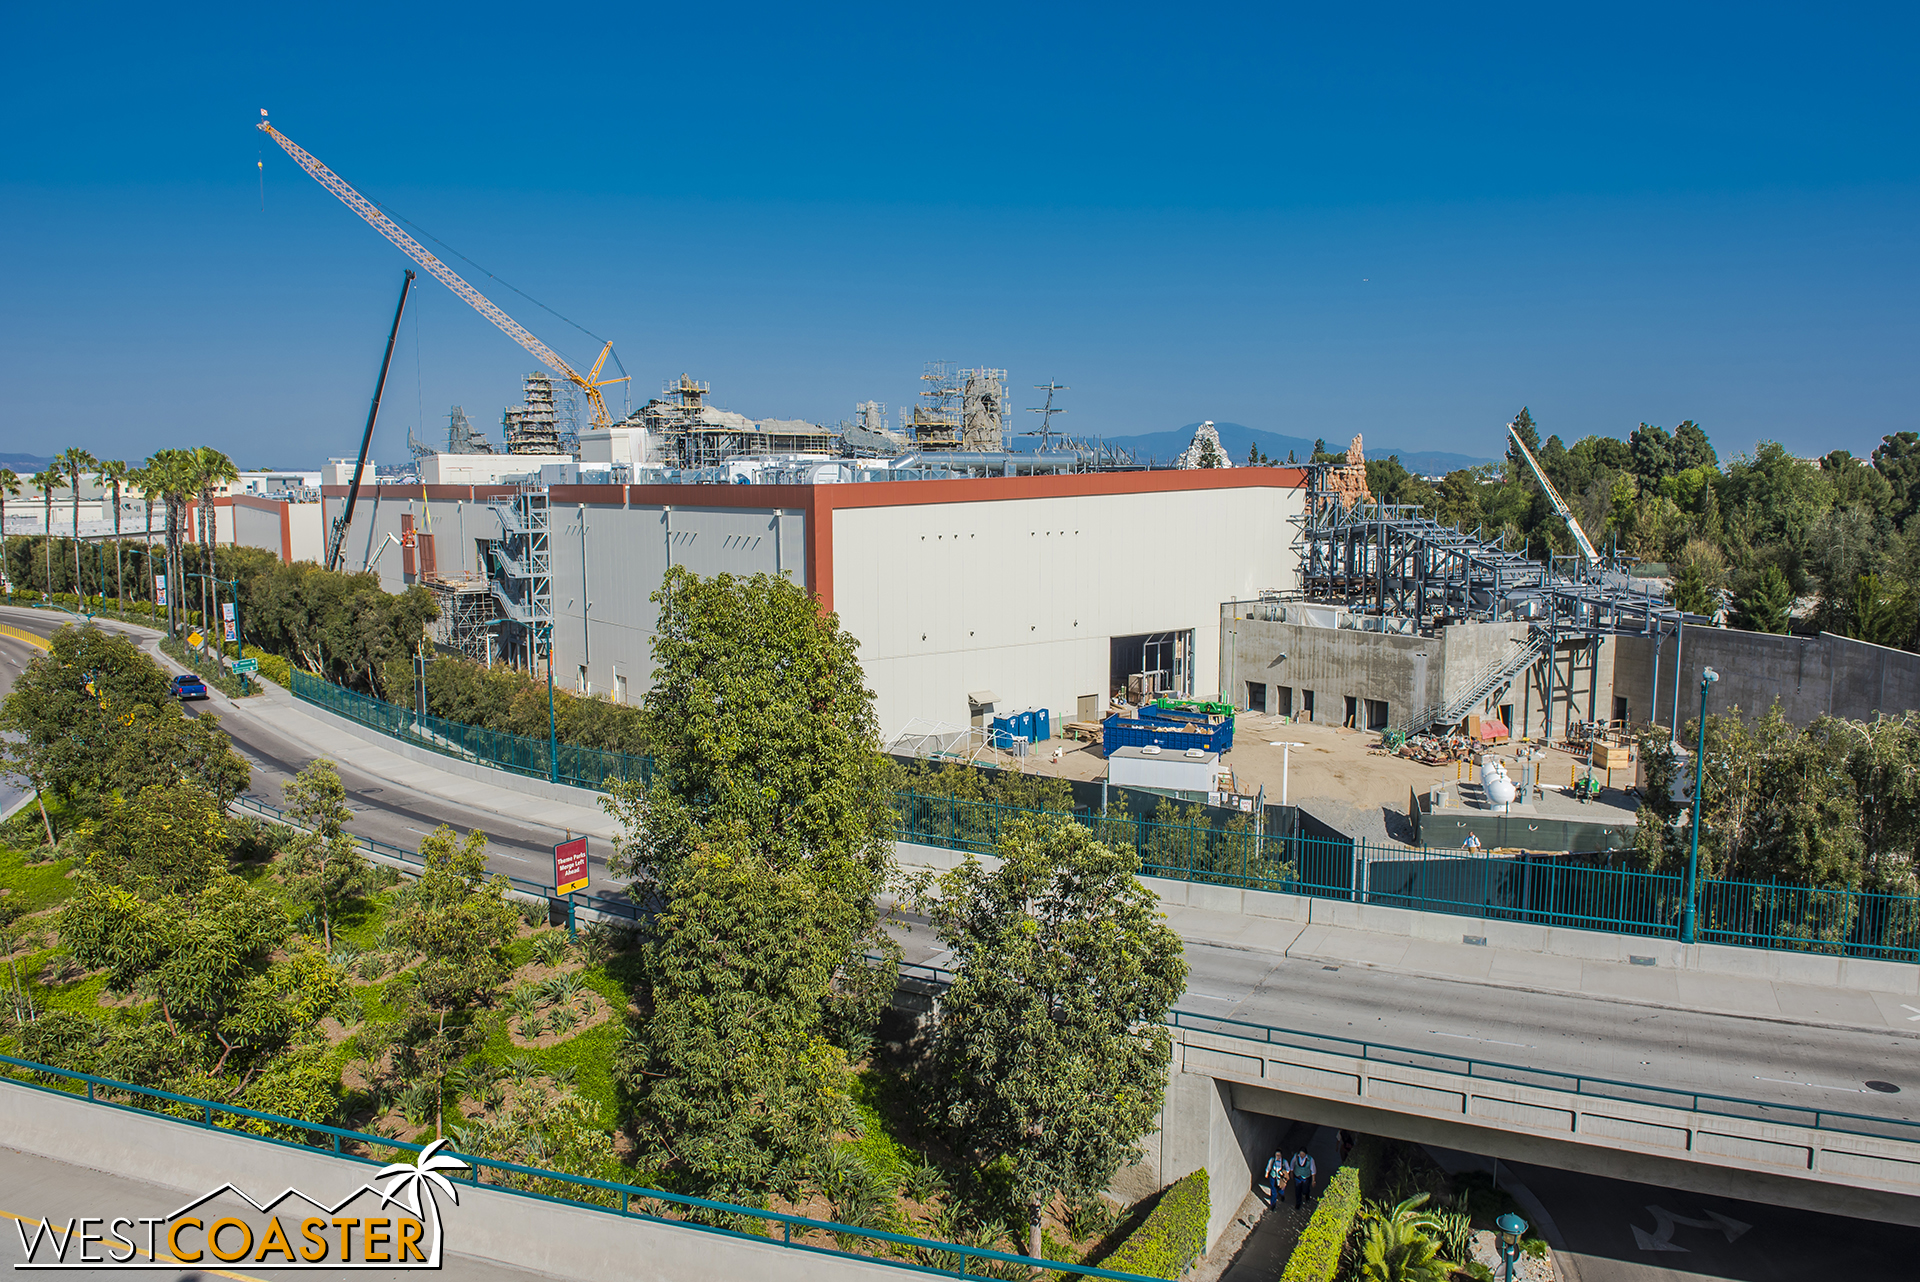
[{"left": 1393, "top": 628, "right": 1548, "bottom": 735}]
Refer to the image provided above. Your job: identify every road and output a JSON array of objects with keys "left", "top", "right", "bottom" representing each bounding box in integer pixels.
[
  {"left": 1505, "top": 1158, "right": 1908, "bottom": 1282},
  {"left": 6, "top": 608, "right": 1918, "bottom": 1125},
  {"left": 0, "top": 610, "right": 619, "bottom": 890}
]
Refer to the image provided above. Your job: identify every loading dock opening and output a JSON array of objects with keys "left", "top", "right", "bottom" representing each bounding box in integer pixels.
[{"left": 1111, "top": 630, "right": 1194, "bottom": 701}]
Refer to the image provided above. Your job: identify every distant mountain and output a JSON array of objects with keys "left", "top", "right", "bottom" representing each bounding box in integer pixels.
[
  {"left": 1086, "top": 424, "right": 1494, "bottom": 474},
  {"left": 0, "top": 453, "right": 54, "bottom": 474}
]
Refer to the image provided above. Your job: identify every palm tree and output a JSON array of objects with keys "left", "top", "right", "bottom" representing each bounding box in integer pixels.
[
  {"left": 58, "top": 448, "right": 98, "bottom": 610},
  {"left": 1355, "top": 1195, "right": 1454, "bottom": 1282},
  {"left": 99, "top": 460, "right": 128, "bottom": 617},
  {"left": 0, "top": 468, "right": 17, "bottom": 592},
  {"left": 144, "top": 450, "right": 192, "bottom": 637},
  {"left": 190, "top": 447, "right": 238, "bottom": 650},
  {"left": 29, "top": 468, "right": 60, "bottom": 596},
  {"left": 128, "top": 463, "right": 156, "bottom": 616}
]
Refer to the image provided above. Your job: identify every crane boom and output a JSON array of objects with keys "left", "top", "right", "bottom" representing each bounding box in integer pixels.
[
  {"left": 258, "top": 113, "right": 627, "bottom": 429},
  {"left": 1507, "top": 419, "right": 1601, "bottom": 571}
]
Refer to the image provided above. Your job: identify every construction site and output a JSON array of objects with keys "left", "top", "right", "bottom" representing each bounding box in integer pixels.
[{"left": 239, "top": 112, "right": 1918, "bottom": 857}]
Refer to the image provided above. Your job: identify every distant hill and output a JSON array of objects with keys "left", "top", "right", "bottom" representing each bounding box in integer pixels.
[
  {"left": 1084, "top": 423, "right": 1494, "bottom": 473},
  {"left": 0, "top": 453, "right": 54, "bottom": 474}
]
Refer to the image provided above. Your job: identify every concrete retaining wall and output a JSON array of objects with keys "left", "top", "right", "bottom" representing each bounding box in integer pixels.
[
  {"left": 1616, "top": 627, "right": 1920, "bottom": 728},
  {"left": 0, "top": 1083, "right": 910, "bottom": 1282}
]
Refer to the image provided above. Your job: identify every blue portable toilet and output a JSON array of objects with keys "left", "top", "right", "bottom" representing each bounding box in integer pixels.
[
  {"left": 1031, "top": 707, "right": 1052, "bottom": 744},
  {"left": 1011, "top": 710, "right": 1034, "bottom": 744},
  {"left": 989, "top": 714, "right": 1016, "bottom": 749}
]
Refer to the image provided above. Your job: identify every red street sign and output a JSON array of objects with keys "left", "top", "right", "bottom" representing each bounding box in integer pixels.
[{"left": 553, "top": 836, "right": 589, "bottom": 896}]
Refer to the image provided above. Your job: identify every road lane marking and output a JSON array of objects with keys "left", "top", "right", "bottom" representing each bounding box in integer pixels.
[
  {"left": 1428, "top": 1030, "right": 1534, "bottom": 1048},
  {"left": 0, "top": 1207, "right": 267, "bottom": 1279},
  {"left": 1901, "top": 1004, "right": 1920, "bottom": 1022},
  {"left": 1753, "top": 1075, "right": 1867, "bottom": 1093}
]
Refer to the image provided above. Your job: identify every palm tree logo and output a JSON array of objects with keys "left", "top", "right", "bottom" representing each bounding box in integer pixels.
[{"left": 374, "top": 1139, "right": 470, "bottom": 1267}]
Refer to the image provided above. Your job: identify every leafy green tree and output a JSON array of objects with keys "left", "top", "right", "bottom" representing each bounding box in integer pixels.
[
  {"left": 0, "top": 624, "right": 170, "bottom": 816},
  {"left": 929, "top": 815, "right": 1186, "bottom": 1257},
  {"left": 1873, "top": 430, "right": 1920, "bottom": 527},
  {"left": 1731, "top": 563, "right": 1794, "bottom": 633},
  {"left": 603, "top": 567, "right": 899, "bottom": 1192},
  {"left": 382, "top": 824, "right": 518, "bottom": 1137},
  {"left": 1629, "top": 423, "right": 1676, "bottom": 486},
  {"left": 1503, "top": 409, "right": 1540, "bottom": 483},
  {"left": 280, "top": 758, "right": 374, "bottom": 951},
  {"left": 1847, "top": 574, "right": 1916, "bottom": 648},
  {"left": 616, "top": 840, "right": 858, "bottom": 1196},
  {"left": 1671, "top": 420, "right": 1717, "bottom": 473},
  {"left": 1667, "top": 538, "right": 1726, "bottom": 616},
  {"left": 87, "top": 783, "right": 232, "bottom": 895}
]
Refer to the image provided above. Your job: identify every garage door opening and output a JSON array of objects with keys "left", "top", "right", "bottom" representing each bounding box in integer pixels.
[{"left": 1111, "top": 630, "right": 1194, "bottom": 703}]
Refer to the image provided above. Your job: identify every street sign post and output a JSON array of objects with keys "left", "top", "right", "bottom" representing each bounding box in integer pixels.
[{"left": 553, "top": 836, "right": 589, "bottom": 896}]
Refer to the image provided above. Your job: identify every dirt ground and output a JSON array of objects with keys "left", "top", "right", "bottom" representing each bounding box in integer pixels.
[{"left": 1023, "top": 711, "right": 1639, "bottom": 847}]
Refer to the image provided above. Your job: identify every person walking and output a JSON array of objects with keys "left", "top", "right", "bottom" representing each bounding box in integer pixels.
[
  {"left": 1290, "top": 1149, "right": 1317, "bottom": 1209},
  {"left": 1262, "top": 1149, "right": 1289, "bottom": 1209}
]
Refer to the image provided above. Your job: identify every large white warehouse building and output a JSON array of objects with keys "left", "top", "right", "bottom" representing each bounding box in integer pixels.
[{"left": 322, "top": 468, "right": 1308, "bottom": 736}]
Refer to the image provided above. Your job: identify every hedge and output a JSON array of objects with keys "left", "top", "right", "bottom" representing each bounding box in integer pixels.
[
  {"left": 1099, "top": 1168, "right": 1209, "bottom": 1279},
  {"left": 1279, "top": 1136, "right": 1381, "bottom": 1282},
  {"left": 242, "top": 644, "right": 292, "bottom": 688}
]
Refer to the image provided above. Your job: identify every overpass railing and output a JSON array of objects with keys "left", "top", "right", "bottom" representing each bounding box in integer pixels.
[
  {"left": 1166, "top": 1010, "right": 1920, "bottom": 1145},
  {"left": 0, "top": 1053, "right": 1155, "bottom": 1281},
  {"left": 292, "top": 676, "right": 1920, "bottom": 964}
]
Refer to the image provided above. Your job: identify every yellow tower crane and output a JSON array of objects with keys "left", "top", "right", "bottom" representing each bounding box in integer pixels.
[{"left": 257, "top": 111, "right": 628, "bottom": 430}]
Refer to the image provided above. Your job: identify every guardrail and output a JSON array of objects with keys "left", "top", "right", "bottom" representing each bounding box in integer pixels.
[
  {"left": 230, "top": 794, "right": 642, "bottom": 925},
  {"left": 0, "top": 1053, "right": 1154, "bottom": 1281},
  {"left": 291, "top": 674, "right": 1920, "bottom": 964},
  {"left": 1165, "top": 1010, "right": 1920, "bottom": 1144}
]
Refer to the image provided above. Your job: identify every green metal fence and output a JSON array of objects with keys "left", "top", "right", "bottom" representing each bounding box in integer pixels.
[
  {"left": 292, "top": 674, "right": 1920, "bottom": 963},
  {"left": 292, "top": 669, "right": 651, "bottom": 792}
]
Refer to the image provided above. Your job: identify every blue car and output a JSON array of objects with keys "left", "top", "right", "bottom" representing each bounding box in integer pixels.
[{"left": 169, "top": 673, "right": 209, "bottom": 701}]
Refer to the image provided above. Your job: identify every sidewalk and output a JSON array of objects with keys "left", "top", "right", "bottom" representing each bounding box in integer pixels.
[{"left": 1156, "top": 902, "right": 1920, "bottom": 1037}]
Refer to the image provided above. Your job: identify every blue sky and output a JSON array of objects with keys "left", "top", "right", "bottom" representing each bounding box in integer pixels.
[{"left": 3, "top": 3, "right": 1916, "bottom": 468}]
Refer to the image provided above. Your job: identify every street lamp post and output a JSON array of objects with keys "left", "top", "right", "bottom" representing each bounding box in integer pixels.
[
  {"left": 1270, "top": 741, "right": 1306, "bottom": 806},
  {"left": 544, "top": 625, "right": 557, "bottom": 785},
  {"left": 1495, "top": 1212, "right": 1529, "bottom": 1282},
  {"left": 1680, "top": 666, "right": 1719, "bottom": 945},
  {"left": 187, "top": 572, "right": 248, "bottom": 693}
]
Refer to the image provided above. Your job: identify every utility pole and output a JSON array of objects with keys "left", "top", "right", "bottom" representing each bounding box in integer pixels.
[{"left": 1680, "top": 667, "right": 1719, "bottom": 944}]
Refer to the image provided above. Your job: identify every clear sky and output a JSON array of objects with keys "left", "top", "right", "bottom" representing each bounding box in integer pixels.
[{"left": 3, "top": 2, "right": 1916, "bottom": 468}]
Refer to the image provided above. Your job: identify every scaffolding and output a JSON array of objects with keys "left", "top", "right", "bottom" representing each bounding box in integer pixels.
[
  {"left": 427, "top": 578, "right": 499, "bottom": 664},
  {"left": 484, "top": 490, "right": 551, "bottom": 672},
  {"left": 630, "top": 374, "right": 836, "bottom": 468},
  {"left": 908, "top": 361, "right": 965, "bottom": 449},
  {"left": 503, "top": 373, "right": 563, "bottom": 455}
]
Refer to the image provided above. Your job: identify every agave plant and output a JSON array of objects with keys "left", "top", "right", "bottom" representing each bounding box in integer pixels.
[
  {"left": 541, "top": 972, "right": 584, "bottom": 1004},
  {"left": 531, "top": 930, "right": 572, "bottom": 967},
  {"left": 1432, "top": 1210, "right": 1473, "bottom": 1265},
  {"left": 505, "top": 984, "right": 543, "bottom": 1018},
  {"left": 505, "top": 1055, "right": 540, "bottom": 1083},
  {"left": 518, "top": 1012, "right": 547, "bottom": 1039},
  {"left": 548, "top": 1006, "right": 580, "bottom": 1035},
  {"left": 901, "top": 1155, "right": 948, "bottom": 1204}
]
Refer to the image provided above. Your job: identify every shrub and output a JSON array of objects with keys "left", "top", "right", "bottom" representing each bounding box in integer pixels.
[
  {"left": 1098, "top": 1169, "right": 1208, "bottom": 1280},
  {"left": 1281, "top": 1136, "right": 1382, "bottom": 1282},
  {"left": 242, "top": 645, "right": 292, "bottom": 688}
]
